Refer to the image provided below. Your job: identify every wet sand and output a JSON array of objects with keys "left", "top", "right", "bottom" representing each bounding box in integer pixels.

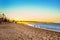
[{"left": 0, "top": 23, "right": 60, "bottom": 40}]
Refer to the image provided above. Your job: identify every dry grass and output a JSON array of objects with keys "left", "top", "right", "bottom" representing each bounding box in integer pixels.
[{"left": 0, "top": 23, "right": 60, "bottom": 40}]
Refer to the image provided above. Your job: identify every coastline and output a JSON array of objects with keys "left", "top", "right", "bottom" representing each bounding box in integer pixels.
[
  {"left": 26, "top": 23, "right": 60, "bottom": 32},
  {"left": 0, "top": 23, "right": 60, "bottom": 40}
]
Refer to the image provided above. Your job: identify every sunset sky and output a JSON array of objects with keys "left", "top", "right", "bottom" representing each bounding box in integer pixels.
[{"left": 0, "top": 0, "right": 60, "bottom": 23}]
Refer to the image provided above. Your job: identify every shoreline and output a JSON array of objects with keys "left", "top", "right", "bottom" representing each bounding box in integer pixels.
[
  {"left": 26, "top": 23, "right": 60, "bottom": 32},
  {"left": 0, "top": 23, "right": 60, "bottom": 40}
]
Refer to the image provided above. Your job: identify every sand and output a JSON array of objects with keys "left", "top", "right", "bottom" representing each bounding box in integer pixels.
[{"left": 0, "top": 23, "right": 60, "bottom": 40}]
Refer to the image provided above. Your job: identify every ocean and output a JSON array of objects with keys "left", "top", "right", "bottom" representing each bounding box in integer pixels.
[{"left": 27, "top": 23, "right": 60, "bottom": 32}]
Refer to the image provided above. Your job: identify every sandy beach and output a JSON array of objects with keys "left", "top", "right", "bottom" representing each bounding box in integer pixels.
[{"left": 0, "top": 23, "right": 60, "bottom": 40}]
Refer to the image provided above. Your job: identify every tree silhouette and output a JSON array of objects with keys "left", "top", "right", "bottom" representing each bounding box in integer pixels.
[{"left": 2, "top": 13, "right": 8, "bottom": 22}]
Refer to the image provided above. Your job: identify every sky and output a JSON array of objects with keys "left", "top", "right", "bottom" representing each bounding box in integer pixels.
[{"left": 0, "top": 0, "right": 60, "bottom": 22}]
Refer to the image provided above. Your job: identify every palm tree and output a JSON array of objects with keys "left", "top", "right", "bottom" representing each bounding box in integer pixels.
[
  {"left": 1, "top": 13, "right": 8, "bottom": 22},
  {"left": 2, "top": 13, "right": 6, "bottom": 19}
]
